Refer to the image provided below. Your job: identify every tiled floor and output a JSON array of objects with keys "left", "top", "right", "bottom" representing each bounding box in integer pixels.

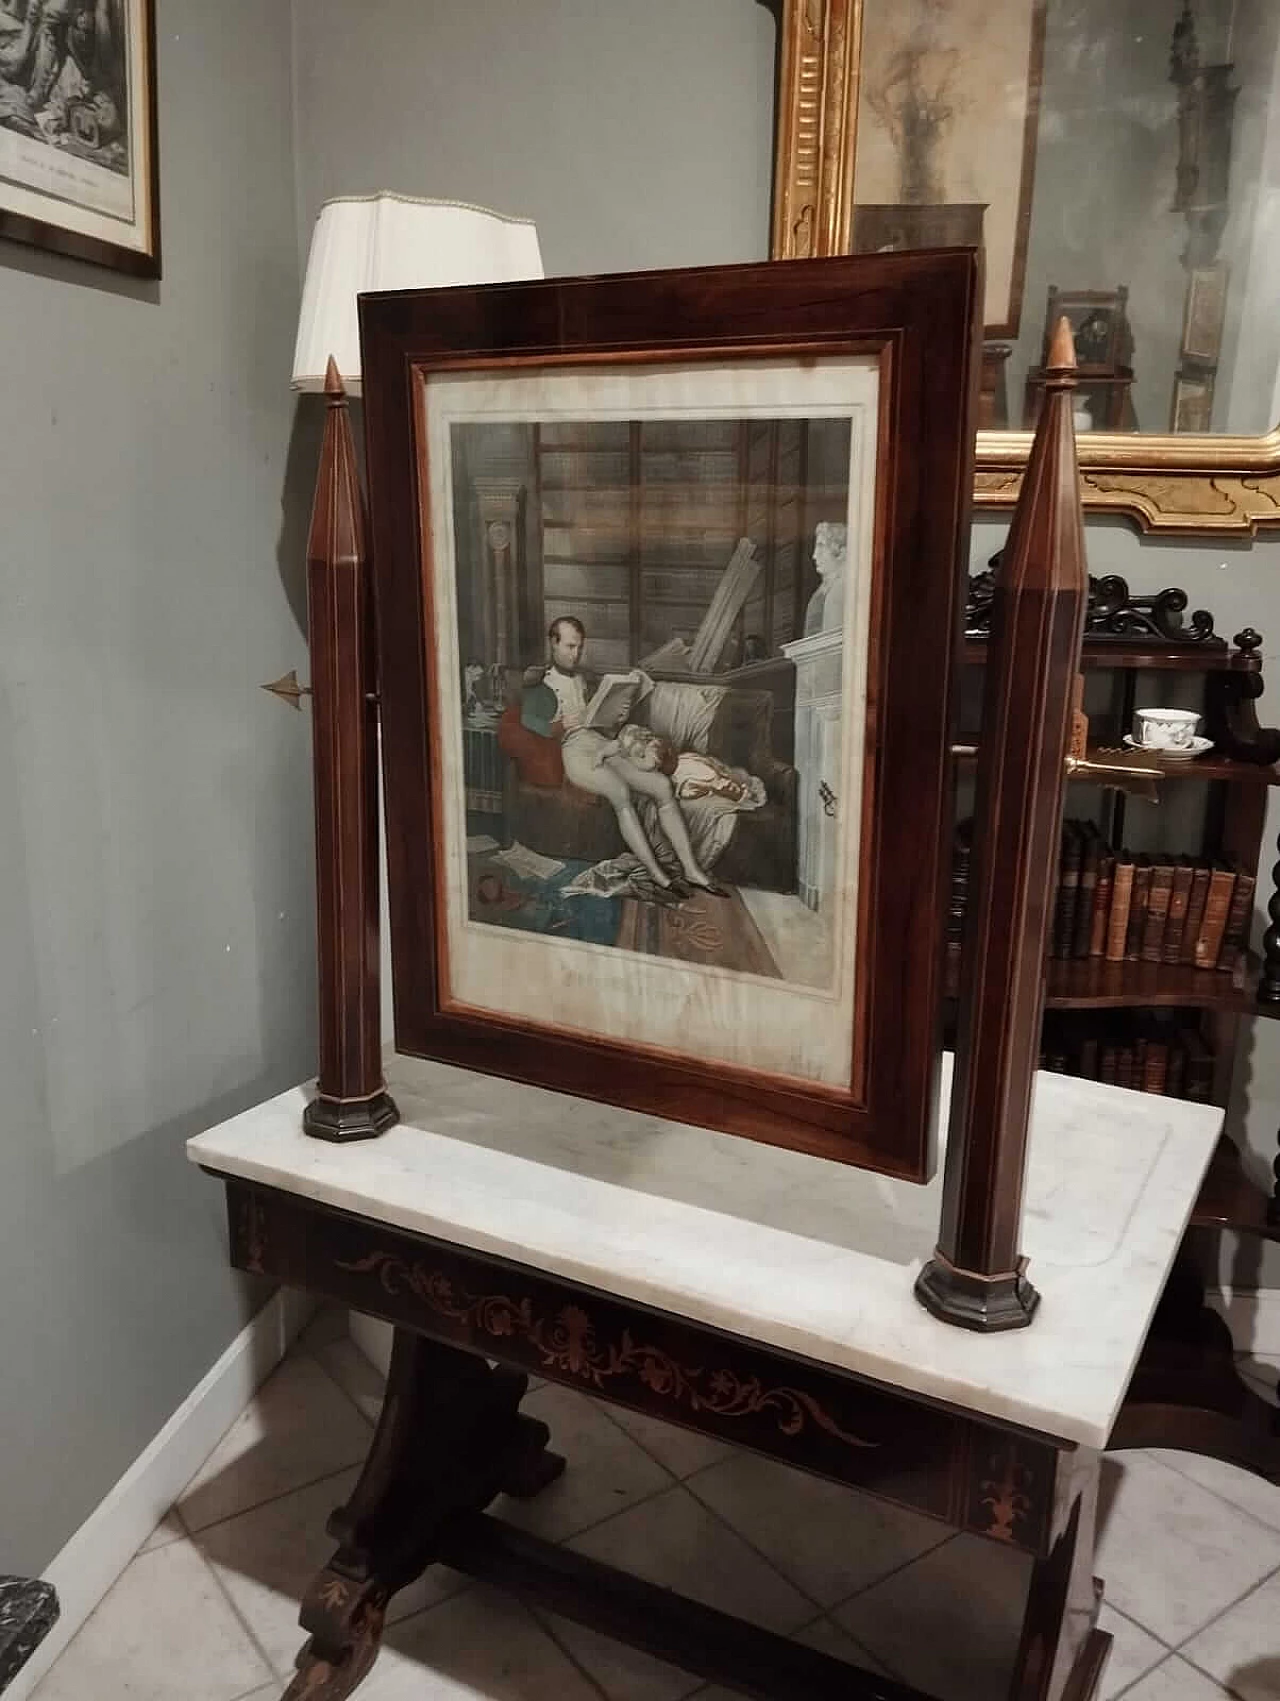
[{"left": 32, "top": 1309, "right": 1280, "bottom": 1701}]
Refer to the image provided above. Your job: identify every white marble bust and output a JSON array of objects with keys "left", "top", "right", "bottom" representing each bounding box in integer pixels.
[{"left": 803, "top": 521, "right": 848, "bottom": 637}]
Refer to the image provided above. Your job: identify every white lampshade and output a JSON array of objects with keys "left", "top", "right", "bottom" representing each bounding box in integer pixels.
[{"left": 291, "top": 192, "right": 544, "bottom": 393}]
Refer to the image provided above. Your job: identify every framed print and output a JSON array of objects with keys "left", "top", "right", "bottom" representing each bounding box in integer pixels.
[
  {"left": 0, "top": 0, "right": 159, "bottom": 276},
  {"left": 360, "top": 252, "right": 979, "bottom": 1179},
  {"left": 1181, "top": 264, "right": 1228, "bottom": 364},
  {"left": 848, "top": 0, "right": 1046, "bottom": 338},
  {"left": 1171, "top": 370, "right": 1215, "bottom": 435}
]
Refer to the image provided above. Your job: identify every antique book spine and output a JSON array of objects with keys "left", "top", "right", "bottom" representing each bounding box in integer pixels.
[
  {"left": 1117, "top": 1045, "right": 1136, "bottom": 1091},
  {"left": 1143, "top": 1038, "right": 1168, "bottom": 1095},
  {"left": 1100, "top": 1042, "right": 1119, "bottom": 1085},
  {"left": 1194, "top": 866, "right": 1237, "bottom": 970},
  {"left": 1106, "top": 853, "right": 1135, "bottom": 963},
  {"left": 1163, "top": 859, "right": 1195, "bottom": 965},
  {"left": 1180, "top": 1029, "right": 1214, "bottom": 1102},
  {"left": 1090, "top": 852, "right": 1115, "bottom": 958},
  {"left": 1218, "top": 868, "right": 1256, "bottom": 969},
  {"left": 1124, "top": 858, "right": 1152, "bottom": 962},
  {"left": 946, "top": 821, "right": 972, "bottom": 967},
  {"left": 1141, "top": 861, "right": 1175, "bottom": 964},
  {"left": 1079, "top": 1034, "right": 1100, "bottom": 1080},
  {"left": 1179, "top": 863, "right": 1213, "bottom": 965},
  {"left": 1052, "top": 823, "right": 1081, "bottom": 960},
  {"left": 1166, "top": 1039, "right": 1187, "bottom": 1100},
  {"left": 1073, "top": 826, "right": 1101, "bottom": 958}
]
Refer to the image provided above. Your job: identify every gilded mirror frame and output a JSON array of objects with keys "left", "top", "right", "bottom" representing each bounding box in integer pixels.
[{"left": 771, "top": 0, "right": 1280, "bottom": 537}]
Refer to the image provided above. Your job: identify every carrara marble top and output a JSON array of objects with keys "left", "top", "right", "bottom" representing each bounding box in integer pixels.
[{"left": 187, "top": 1053, "right": 1222, "bottom": 1449}]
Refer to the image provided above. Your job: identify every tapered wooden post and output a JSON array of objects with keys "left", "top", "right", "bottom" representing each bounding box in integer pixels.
[
  {"left": 302, "top": 358, "right": 398, "bottom": 1142},
  {"left": 916, "top": 321, "right": 1087, "bottom": 1330}
]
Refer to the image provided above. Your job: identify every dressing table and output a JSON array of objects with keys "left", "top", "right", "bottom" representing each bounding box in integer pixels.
[
  {"left": 189, "top": 1051, "right": 1220, "bottom": 1700},
  {"left": 189, "top": 249, "right": 1233, "bottom": 1698}
]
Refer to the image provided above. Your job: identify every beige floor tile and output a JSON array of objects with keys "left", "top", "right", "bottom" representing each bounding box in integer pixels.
[
  {"left": 1097, "top": 1603, "right": 1169, "bottom": 1701},
  {"left": 31, "top": 1541, "right": 271, "bottom": 1701},
  {"left": 687, "top": 1449, "right": 949, "bottom": 1607},
  {"left": 491, "top": 1383, "right": 671, "bottom": 1543},
  {"left": 1096, "top": 1452, "right": 1280, "bottom": 1644},
  {"left": 567, "top": 1485, "right": 812, "bottom": 1636},
  {"left": 600, "top": 1402, "right": 734, "bottom": 1479},
  {"left": 535, "top": 1609, "right": 701, "bottom": 1701},
  {"left": 190, "top": 1467, "right": 467, "bottom": 1679},
  {"left": 1181, "top": 1568, "right": 1280, "bottom": 1701},
  {"left": 355, "top": 1585, "right": 602, "bottom": 1699},
  {"left": 1121, "top": 1655, "right": 1232, "bottom": 1700},
  {"left": 297, "top": 1302, "right": 349, "bottom": 1353},
  {"left": 833, "top": 1531, "right": 1032, "bottom": 1701},
  {"left": 177, "top": 1355, "right": 373, "bottom": 1533},
  {"left": 1146, "top": 1447, "right": 1280, "bottom": 1535},
  {"left": 311, "top": 1335, "right": 388, "bottom": 1425}
]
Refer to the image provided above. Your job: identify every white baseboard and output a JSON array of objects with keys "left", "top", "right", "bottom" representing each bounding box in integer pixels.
[
  {"left": 1209, "top": 1286, "right": 1280, "bottom": 1358},
  {"left": 8, "top": 1286, "right": 314, "bottom": 1701}
]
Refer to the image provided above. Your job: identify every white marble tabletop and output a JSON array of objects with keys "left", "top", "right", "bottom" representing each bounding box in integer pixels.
[{"left": 187, "top": 1053, "right": 1222, "bottom": 1449}]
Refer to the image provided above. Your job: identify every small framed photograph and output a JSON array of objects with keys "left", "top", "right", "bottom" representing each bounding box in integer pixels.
[
  {"left": 0, "top": 0, "right": 159, "bottom": 276},
  {"left": 1171, "top": 370, "right": 1215, "bottom": 434},
  {"left": 361, "top": 252, "right": 979, "bottom": 1179},
  {"left": 1181, "top": 264, "right": 1228, "bottom": 364}
]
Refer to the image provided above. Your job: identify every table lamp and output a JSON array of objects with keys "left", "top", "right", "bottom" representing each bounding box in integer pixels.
[{"left": 279, "top": 194, "right": 543, "bottom": 1142}]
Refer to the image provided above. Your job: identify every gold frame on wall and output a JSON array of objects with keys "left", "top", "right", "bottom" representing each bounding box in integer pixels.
[{"left": 771, "top": 0, "right": 1280, "bottom": 537}]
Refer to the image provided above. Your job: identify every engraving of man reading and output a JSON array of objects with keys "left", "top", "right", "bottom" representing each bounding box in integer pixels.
[{"left": 520, "top": 616, "right": 722, "bottom": 899}]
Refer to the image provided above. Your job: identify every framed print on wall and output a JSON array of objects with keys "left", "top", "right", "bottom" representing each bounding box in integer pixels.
[
  {"left": 360, "top": 252, "right": 979, "bottom": 1180},
  {"left": 0, "top": 0, "right": 160, "bottom": 276}
]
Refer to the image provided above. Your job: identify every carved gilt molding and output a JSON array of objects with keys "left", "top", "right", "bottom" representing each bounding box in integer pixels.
[{"left": 771, "top": 0, "right": 1280, "bottom": 538}]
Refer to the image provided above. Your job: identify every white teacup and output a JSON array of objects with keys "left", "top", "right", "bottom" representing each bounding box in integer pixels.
[{"left": 1133, "top": 707, "right": 1200, "bottom": 751}]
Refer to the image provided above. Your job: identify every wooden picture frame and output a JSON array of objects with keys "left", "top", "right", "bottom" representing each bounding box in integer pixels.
[
  {"left": 1041, "top": 287, "right": 1130, "bottom": 373},
  {"left": 359, "top": 252, "right": 980, "bottom": 1181},
  {"left": 1181, "top": 264, "right": 1228, "bottom": 364},
  {"left": 0, "top": 0, "right": 160, "bottom": 277}
]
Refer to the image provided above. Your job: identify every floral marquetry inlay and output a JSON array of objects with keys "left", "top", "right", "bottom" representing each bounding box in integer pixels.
[{"left": 334, "top": 1250, "right": 879, "bottom": 1451}]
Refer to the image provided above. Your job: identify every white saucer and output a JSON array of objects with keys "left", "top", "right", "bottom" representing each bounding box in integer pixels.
[{"left": 1122, "top": 734, "right": 1213, "bottom": 761}]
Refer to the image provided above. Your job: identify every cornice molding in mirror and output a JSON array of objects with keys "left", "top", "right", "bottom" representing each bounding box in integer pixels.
[{"left": 772, "top": 0, "right": 1280, "bottom": 539}]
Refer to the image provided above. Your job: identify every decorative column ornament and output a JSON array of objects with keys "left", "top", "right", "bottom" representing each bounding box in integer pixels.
[
  {"left": 917, "top": 319, "right": 1088, "bottom": 1330},
  {"left": 302, "top": 359, "right": 398, "bottom": 1142}
]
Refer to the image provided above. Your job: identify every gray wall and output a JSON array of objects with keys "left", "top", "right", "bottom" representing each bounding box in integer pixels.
[
  {"left": 291, "top": 0, "right": 780, "bottom": 277},
  {"left": 0, "top": 0, "right": 314, "bottom": 1571}
]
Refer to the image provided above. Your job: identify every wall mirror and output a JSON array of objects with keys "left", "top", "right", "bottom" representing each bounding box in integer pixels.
[{"left": 772, "top": 0, "right": 1280, "bottom": 535}]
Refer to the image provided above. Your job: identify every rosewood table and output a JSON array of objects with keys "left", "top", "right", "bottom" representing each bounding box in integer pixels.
[{"left": 188, "top": 1055, "right": 1222, "bottom": 1701}]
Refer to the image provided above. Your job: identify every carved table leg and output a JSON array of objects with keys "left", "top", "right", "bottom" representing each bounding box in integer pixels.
[{"left": 283, "top": 1330, "right": 564, "bottom": 1699}]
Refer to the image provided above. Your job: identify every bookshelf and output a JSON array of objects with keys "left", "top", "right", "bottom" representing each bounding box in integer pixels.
[{"left": 956, "top": 617, "right": 1280, "bottom": 1249}]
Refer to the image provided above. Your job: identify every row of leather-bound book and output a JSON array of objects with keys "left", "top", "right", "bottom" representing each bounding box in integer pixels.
[
  {"left": 1038, "top": 1011, "right": 1216, "bottom": 1101},
  {"left": 947, "top": 819, "right": 1255, "bottom": 972}
]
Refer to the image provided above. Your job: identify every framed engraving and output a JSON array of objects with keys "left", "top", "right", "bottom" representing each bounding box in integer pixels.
[
  {"left": 360, "top": 252, "right": 979, "bottom": 1179},
  {"left": 1181, "top": 264, "right": 1228, "bottom": 365},
  {"left": 0, "top": 0, "right": 159, "bottom": 276}
]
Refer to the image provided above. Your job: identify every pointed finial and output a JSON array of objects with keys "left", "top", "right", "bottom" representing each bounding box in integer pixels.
[
  {"left": 324, "top": 356, "right": 348, "bottom": 406},
  {"left": 1042, "top": 316, "right": 1079, "bottom": 392},
  {"left": 262, "top": 669, "right": 312, "bottom": 710},
  {"left": 1047, "top": 316, "right": 1077, "bottom": 372}
]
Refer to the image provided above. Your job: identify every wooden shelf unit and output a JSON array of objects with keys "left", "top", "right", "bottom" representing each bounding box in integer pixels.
[{"left": 959, "top": 629, "right": 1280, "bottom": 1247}]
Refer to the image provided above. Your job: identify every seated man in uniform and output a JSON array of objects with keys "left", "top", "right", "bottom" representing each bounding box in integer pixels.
[{"left": 521, "top": 616, "right": 721, "bottom": 898}]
